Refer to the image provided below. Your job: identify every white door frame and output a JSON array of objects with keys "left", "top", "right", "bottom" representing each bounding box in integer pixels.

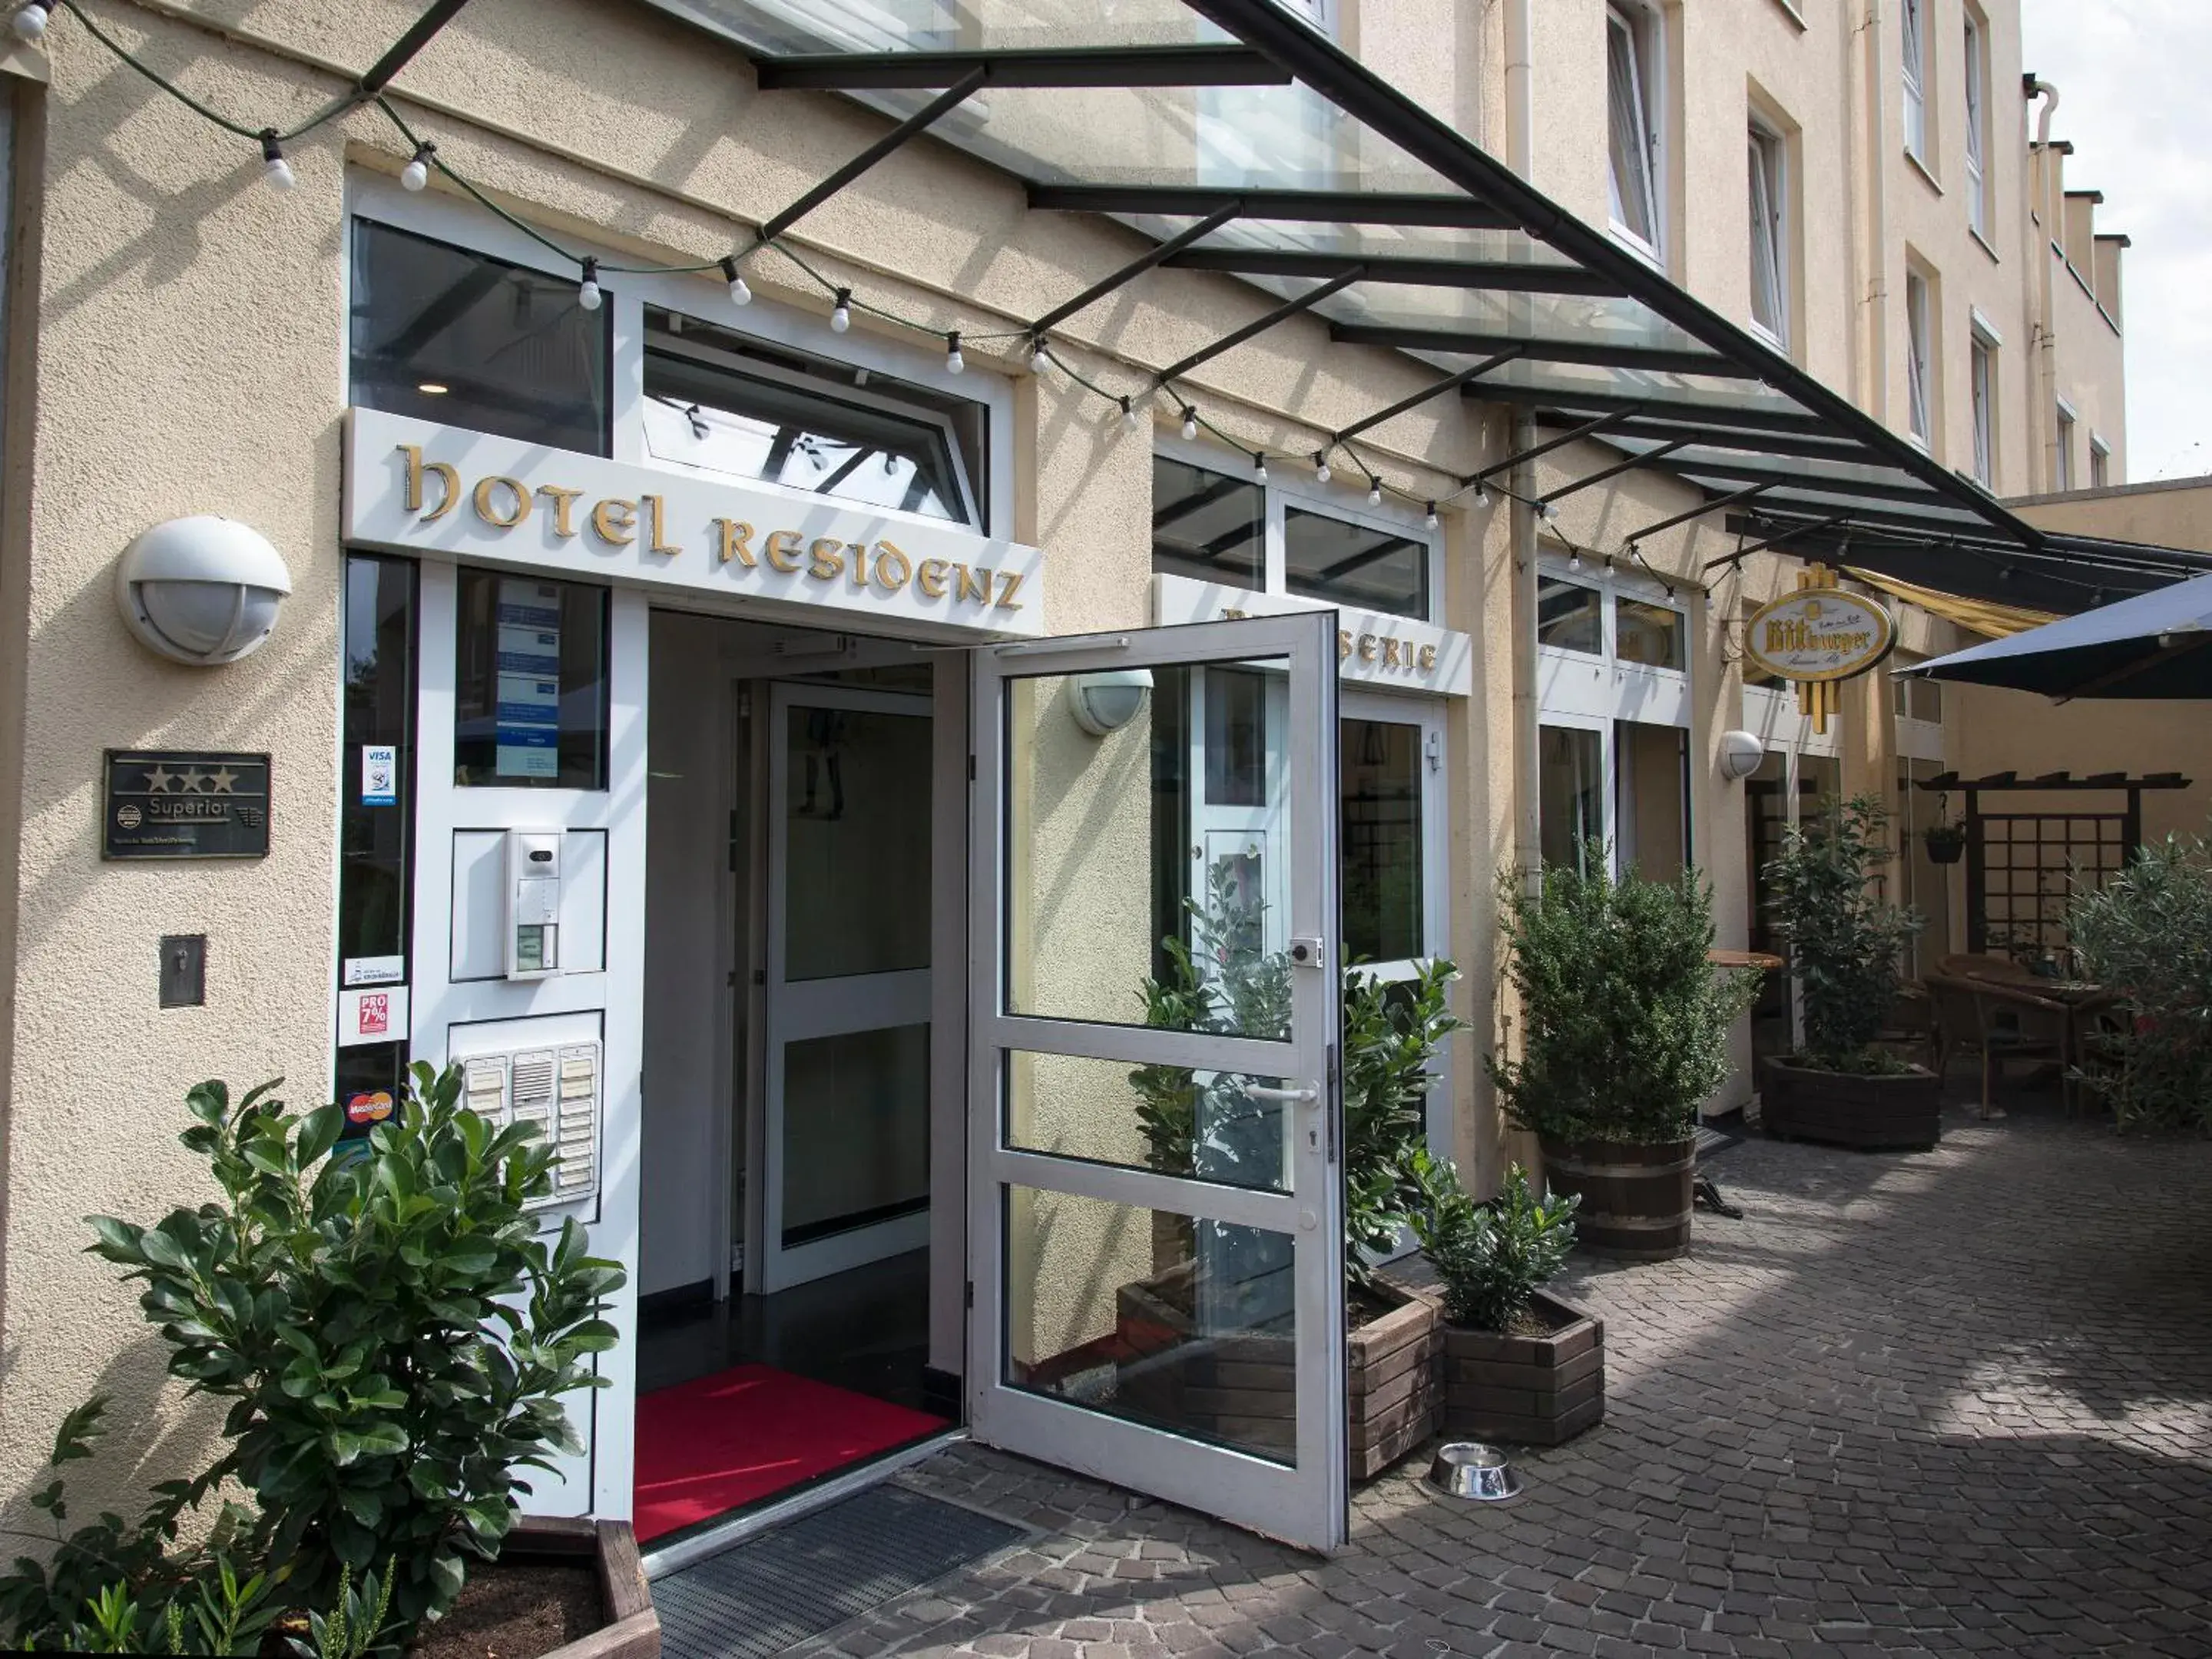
[
  {"left": 754, "top": 680, "right": 936, "bottom": 1293},
  {"left": 967, "top": 612, "right": 1349, "bottom": 1554}
]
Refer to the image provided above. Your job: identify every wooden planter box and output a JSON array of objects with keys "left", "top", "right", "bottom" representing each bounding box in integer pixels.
[
  {"left": 1114, "top": 1269, "right": 1439, "bottom": 1482},
  {"left": 501, "top": 1516, "right": 660, "bottom": 1659},
  {"left": 1437, "top": 1291, "right": 1604, "bottom": 1447},
  {"left": 1538, "top": 1136, "right": 1695, "bottom": 1261},
  {"left": 1760, "top": 1055, "right": 1942, "bottom": 1151}
]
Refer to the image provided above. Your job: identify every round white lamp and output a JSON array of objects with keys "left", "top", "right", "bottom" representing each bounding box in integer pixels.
[
  {"left": 1068, "top": 668, "right": 1154, "bottom": 736},
  {"left": 1717, "top": 728, "right": 1766, "bottom": 781},
  {"left": 116, "top": 515, "right": 293, "bottom": 666}
]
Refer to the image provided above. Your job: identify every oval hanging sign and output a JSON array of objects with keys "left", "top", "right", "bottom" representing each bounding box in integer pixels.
[{"left": 1742, "top": 589, "right": 1898, "bottom": 684}]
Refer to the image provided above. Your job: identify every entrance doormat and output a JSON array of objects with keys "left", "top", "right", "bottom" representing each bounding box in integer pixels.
[
  {"left": 634, "top": 1365, "right": 948, "bottom": 1545},
  {"left": 653, "top": 1484, "right": 1025, "bottom": 1659}
]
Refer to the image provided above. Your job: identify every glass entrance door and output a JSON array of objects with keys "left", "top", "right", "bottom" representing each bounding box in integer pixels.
[
  {"left": 969, "top": 613, "right": 1348, "bottom": 1553},
  {"left": 757, "top": 682, "right": 934, "bottom": 1293}
]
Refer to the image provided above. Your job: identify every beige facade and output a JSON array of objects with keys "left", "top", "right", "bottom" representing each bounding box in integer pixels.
[{"left": 0, "top": 0, "right": 2148, "bottom": 1537}]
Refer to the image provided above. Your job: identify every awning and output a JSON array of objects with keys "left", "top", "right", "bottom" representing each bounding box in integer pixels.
[
  {"left": 1897, "top": 570, "right": 2212, "bottom": 698},
  {"left": 1847, "top": 571, "right": 2055, "bottom": 641},
  {"left": 629, "top": 0, "right": 2212, "bottom": 615}
]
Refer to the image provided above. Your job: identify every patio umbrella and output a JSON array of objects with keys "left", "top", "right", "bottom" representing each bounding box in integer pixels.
[{"left": 1895, "top": 570, "right": 2212, "bottom": 699}]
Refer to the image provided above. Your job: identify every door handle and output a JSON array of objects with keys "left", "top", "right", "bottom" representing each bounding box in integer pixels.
[{"left": 1241, "top": 1082, "right": 1318, "bottom": 1103}]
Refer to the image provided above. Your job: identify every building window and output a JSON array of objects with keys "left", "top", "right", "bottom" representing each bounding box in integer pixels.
[
  {"left": 2055, "top": 402, "right": 2077, "bottom": 490},
  {"left": 1969, "top": 325, "right": 1997, "bottom": 488},
  {"left": 1606, "top": 3, "right": 1664, "bottom": 260},
  {"left": 1153, "top": 458, "right": 1266, "bottom": 589},
  {"left": 1618, "top": 598, "right": 1687, "bottom": 671},
  {"left": 643, "top": 320, "right": 984, "bottom": 528},
  {"left": 1901, "top": 0, "right": 1929, "bottom": 163},
  {"left": 2091, "top": 436, "right": 2111, "bottom": 488},
  {"left": 1341, "top": 714, "right": 1424, "bottom": 965},
  {"left": 1904, "top": 267, "right": 1934, "bottom": 447},
  {"left": 349, "top": 218, "right": 611, "bottom": 456},
  {"left": 1748, "top": 120, "right": 1790, "bottom": 347},
  {"left": 1537, "top": 577, "right": 1604, "bottom": 655},
  {"left": 1284, "top": 508, "right": 1428, "bottom": 618},
  {"left": 1539, "top": 724, "right": 1607, "bottom": 871},
  {"left": 1963, "top": 11, "right": 1989, "bottom": 237}
]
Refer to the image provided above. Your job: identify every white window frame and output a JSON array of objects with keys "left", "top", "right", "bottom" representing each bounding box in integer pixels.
[
  {"left": 1968, "top": 316, "right": 1998, "bottom": 488},
  {"left": 2055, "top": 399, "right": 2078, "bottom": 491},
  {"left": 1747, "top": 117, "right": 1790, "bottom": 349},
  {"left": 1904, "top": 266, "right": 1934, "bottom": 449},
  {"left": 344, "top": 171, "right": 1017, "bottom": 535},
  {"left": 1534, "top": 551, "right": 1691, "bottom": 730},
  {"left": 1962, "top": 10, "right": 1989, "bottom": 237},
  {"left": 2091, "top": 435, "right": 2112, "bottom": 489},
  {"left": 1606, "top": 2, "right": 1667, "bottom": 266},
  {"left": 1901, "top": 0, "right": 1929, "bottom": 163}
]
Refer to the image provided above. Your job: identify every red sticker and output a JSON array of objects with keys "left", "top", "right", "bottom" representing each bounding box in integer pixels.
[{"left": 357, "top": 993, "right": 390, "bottom": 1037}]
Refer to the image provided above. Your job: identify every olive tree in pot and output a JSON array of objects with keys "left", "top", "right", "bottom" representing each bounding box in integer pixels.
[
  {"left": 1760, "top": 794, "right": 1938, "bottom": 1150},
  {"left": 1488, "top": 846, "right": 1762, "bottom": 1260},
  {"left": 1410, "top": 1156, "right": 1601, "bottom": 1445}
]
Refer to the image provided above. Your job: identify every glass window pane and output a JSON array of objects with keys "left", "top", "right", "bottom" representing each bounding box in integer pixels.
[
  {"left": 339, "top": 555, "right": 416, "bottom": 968},
  {"left": 1283, "top": 508, "right": 1428, "bottom": 618},
  {"left": 453, "top": 570, "right": 610, "bottom": 789},
  {"left": 784, "top": 702, "right": 933, "bottom": 980},
  {"left": 1540, "top": 724, "right": 1604, "bottom": 869},
  {"left": 349, "top": 220, "right": 608, "bottom": 455},
  {"left": 1005, "top": 1050, "right": 1290, "bottom": 1194},
  {"left": 644, "top": 347, "right": 973, "bottom": 525},
  {"left": 782, "top": 1023, "right": 929, "bottom": 1247},
  {"left": 1004, "top": 1184, "right": 1296, "bottom": 1466},
  {"left": 1617, "top": 598, "right": 1686, "bottom": 670},
  {"left": 1618, "top": 720, "right": 1687, "bottom": 879},
  {"left": 1005, "top": 663, "right": 1292, "bottom": 1040},
  {"left": 1341, "top": 718, "right": 1423, "bottom": 964},
  {"left": 1538, "top": 578, "right": 1602, "bottom": 654},
  {"left": 1154, "top": 458, "right": 1263, "bottom": 589}
]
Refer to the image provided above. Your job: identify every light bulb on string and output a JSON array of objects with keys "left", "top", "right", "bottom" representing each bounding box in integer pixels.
[
  {"left": 1367, "top": 479, "right": 1383, "bottom": 508},
  {"left": 399, "top": 142, "right": 434, "bottom": 192},
  {"left": 1029, "top": 338, "right": 1050, "bottom": 375},
  {"left": 577, "top": 258, "right": 602, "bottom": 311},
  {"left": 1537, "top": 499, "right": 1558, "bottom": 522},
  {"left": 1181, "top": 407, "right": 1199, "bottom": 442},
  {"left": 1121, "top": 397, "right": 1141, "bottom": 435},
  {"left": 1425, "top": 503, "right": 1439, "bottom": 531},
  {"left": 12, "top": 3, "right": 49, "bottom": 43},
  {"left": 1253, "top": 453, "right": 1270, "bottom": 486},
  {"left": 1568, "top": 548, "right": 1582, "bottom": 573},
  {"left": 259, "top": 131, "right": 295, "bottom": 193},
  {"left": 1313, "top": 452, "right": 1332, "bottom": 485},
  {"left": 945, "top": 332, "right": 965, "bottom": 375},
  {"left": 720, "top": 256, "right": 751, "bottom": 306},
  {"left": 830, "top": 289, "right": 852, "bottom": 333},
  {"left": 1472, "top": 482, "right": 1489, "bottom": 508}
]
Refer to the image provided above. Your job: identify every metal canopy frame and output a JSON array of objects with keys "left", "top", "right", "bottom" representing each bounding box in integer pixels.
[{"left": 630, "top": 0, "right": 2208, "bottom": 615}]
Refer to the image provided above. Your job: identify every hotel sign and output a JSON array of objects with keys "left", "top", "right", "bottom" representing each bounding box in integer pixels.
[
  {"left": 1151, "top": 575, "right": 1474, "bottom": 698},
  {"left": 103, "top": 750, "right": 270, "bottom": 859},
  {"left": 1741, "top": 588, "right": 1896, "bottom": 684},
  {"left": 343, "top": 409, "right": 1045, "bottom": 638}
]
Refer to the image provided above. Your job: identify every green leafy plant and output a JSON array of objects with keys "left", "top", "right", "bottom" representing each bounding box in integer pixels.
[
  {"left": 2067, "top": 831, "right": 2212, "bottom": 1131},
  {"left": 1341, "top": 961, "right": 1464, "bottom": 1291},
  {"left": 1489, "top": 843, "right": 1762, "bottom": 1144},
  {"left": 1763, "top": 796, "right": 1924, "bottom": 1071},
  {"left": 61, "top": 1064, "right": 624, "bottom": 1634},
  {"left": 1409, "top": 1157, "right": 1578, "bottom": 1333},
  {"left": 286, "top": 1559, "right": 397, "bottom": 1659}
]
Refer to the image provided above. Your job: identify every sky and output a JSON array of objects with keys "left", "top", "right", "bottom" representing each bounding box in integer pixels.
[{"left": 2017, "top": 2, "right": 2210, "bottom": 482}]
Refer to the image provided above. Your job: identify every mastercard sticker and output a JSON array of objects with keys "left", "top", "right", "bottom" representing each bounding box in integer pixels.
[{"left": 346, "top": 1089, "right": 395, "bottom": 1128}]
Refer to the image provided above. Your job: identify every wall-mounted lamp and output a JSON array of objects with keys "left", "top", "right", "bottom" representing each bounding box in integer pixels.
[
  {"left": 1717, "top": 728, "right": 1765, "bottom": 781},
  {"left": 1067, "top": 668, "right": 1154, "bottom": 736},
  {"left": 116, "top": 515, "right": 293, "bottom": 666}
]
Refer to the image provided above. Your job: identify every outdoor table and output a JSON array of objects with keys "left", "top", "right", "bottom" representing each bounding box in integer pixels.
[
  {"left": 1963, "top": 975, "right": 2118, "bottom": 1114},
  {"left": 1708, "top": 948, "right": 1786, "bottom": 971}
]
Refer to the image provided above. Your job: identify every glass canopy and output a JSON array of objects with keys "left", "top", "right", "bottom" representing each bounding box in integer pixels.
[{"left": 632, "top": 0, "right": 2209, "bottom": 614}]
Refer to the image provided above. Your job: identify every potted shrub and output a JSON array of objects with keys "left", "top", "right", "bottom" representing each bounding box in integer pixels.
[
  {"left": 2067, "top": 830, "right": 2212, "bottom": 1132},
  {"left": 1121, "top": 866, "right": 1461, "bottom": 1480},
  {"left": 1411, "top": 1157, "right": 1602, "bottom": 1446},
  {"left": 0, "top": 1066, "right": 652, "bottom": 1659},
  {"left": 1922, "top": 800, "right": 1968, "bottom": 865},
  {"left": 1488, "top": 845, "right": 1762, "bottom": 1260},
  {"left": 1761, "top": 795, "right": 1941, "bottom": 1149}
]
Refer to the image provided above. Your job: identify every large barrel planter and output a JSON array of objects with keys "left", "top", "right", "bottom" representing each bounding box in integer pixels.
[{"left": 1538, "top": 1135, "right": 1695, "bottom": 1261}]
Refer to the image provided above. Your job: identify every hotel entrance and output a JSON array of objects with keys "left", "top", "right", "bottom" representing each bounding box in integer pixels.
[{"left": 632, "top": 614, "right": 966, "bottom": 1551}]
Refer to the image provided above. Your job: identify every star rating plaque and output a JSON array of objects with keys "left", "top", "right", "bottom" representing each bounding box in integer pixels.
[{"left": 102, "top": 750, "right": 271, "bottom": 859}]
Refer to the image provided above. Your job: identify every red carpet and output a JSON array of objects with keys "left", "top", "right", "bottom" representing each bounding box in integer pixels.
[{"left": 633, "top": 1365, "right": 948, "bottom": 1544}]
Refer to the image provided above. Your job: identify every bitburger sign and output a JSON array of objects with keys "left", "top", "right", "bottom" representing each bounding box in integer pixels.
[{"left": 1741, "top": 588, "right": 1897, "bottom": 684}]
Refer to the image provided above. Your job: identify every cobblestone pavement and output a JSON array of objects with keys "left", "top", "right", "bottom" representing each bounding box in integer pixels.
[{"left": 806, "top": 1098, "right": 2212, "bottom": 1657}]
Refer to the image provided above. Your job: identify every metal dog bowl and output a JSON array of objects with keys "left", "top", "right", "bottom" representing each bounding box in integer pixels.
[{"left": 1428, "top": 1442, "right": 1524, "bottom": 1502}]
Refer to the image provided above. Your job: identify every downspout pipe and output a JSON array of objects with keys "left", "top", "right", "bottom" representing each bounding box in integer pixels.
[
  {"left": 1504, "top": 0, "right": 1533, "bottom": 182},
  {"left": 1503, "top": 0, "right": 1539, "bottom": 886},
  {"left": 2027, "top": 78, "right": 2061, "bottom": 490},
  {"left": 1861, "top": 0, "right": 1890, "bottom": 426}
]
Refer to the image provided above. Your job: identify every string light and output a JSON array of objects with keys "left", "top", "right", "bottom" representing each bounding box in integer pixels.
[
  {"left": 258, "top": 130, "right": 295, "bottom": 193},
  {"left": 1313, "top": 451, "right": 1332, "bottom": 484},
  {"left": 1537, "top": 499, "right": 1558, "bottom": 522},
  {"left": 1254, "top": 453, "right": 1270, "bottom": 485},
  {"left": 720, "top": 256, "right": 751, "bottom": 306},
  {"left": 830, "top": 288, "right": 852, "bottom": 332},
  {"left": 1568, "top": 548, "right": 1582, "bottom": 573},
  {"left": 399, "top": 141, "right": 434, "bottom": 192},
  {"left": 11, "top": 2, "right": 48, "bottom": 43},
  {"left": 1425, "top": 502, "right": 1439, "bottom": 531},
  {"left": 1121, "top": 396, "right": 1141, "bottom": 434},
  {"left": 1029, "top": 337, "right": 1049, "bottom": 375},
  {"left": 1367, "top": 478, "right": 1383, "bottom": 508},
  {"left": 1473, "top": 482, "right": 1490, "bottom": 508},
  {"left": 1181, "top": 407, "right": 1199, "bottom": 442},
  {"left": 577, "top": 257, "right": 602, "bottom": 311},
  {"left": 945, "top": 331, "right": 965, "bottom": 375}
]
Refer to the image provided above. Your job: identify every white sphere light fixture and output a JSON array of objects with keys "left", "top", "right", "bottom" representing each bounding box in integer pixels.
[
  {"left": 399, "top": 142, "right": 433, "bottom": 192},
  {"left": 1718, "top": 729, "right": 1766, "bottom": 782},
  {"left": 1067, "top": 667, "right": 1154, "bottom": 737},
  {"left": 577, "top": 258, "right": 602, "bottom": 312},
  {"left": 116, "top": 516, "right": 293, "bottom": 667},
  {"left": 830, "top": 289, "right": 852, "bottom": 332}
]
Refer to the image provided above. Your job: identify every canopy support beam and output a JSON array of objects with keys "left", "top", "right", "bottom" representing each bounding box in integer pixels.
[
  {"left": 1470, "top": 408, "right": 1638, "bottom": 485},
  {"left": 1542, "top": 440, "right": 1687, "bottom": 504},
  {"left": 358, "top": 0, "right": 475, "bottom": 94},
  {"left": 1167, "top": 248, "right": 1624, "bottom": 294},
  {"left": 754, "top": 44, "right": 1290, "bottom": 89},
  {"left": 1330, "top": 323, "right": 1732, "bottom": 377},
  {"left": 1700, "top": 515, "right": 1846, "bottom": 572},
  {"left": 1031, "top": 203, "right": 1243, "bottom": 336},
  {"left": 1026, "top": 183, "right": 1519, "bottom": 229},
  {"left": 754, "top": 69, "right": 987, "bottom": 244},
  {"left": 1153, "top": 266, "right": 1366, "bottom": 386},
  {"left": 1624, "top": 482, "right": 1779, "bottom": 547},
  {"left": 1333, "top": 349, "right": 1523, "bottom": 444}
]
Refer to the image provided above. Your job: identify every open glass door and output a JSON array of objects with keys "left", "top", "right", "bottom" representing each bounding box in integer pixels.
[{"left": 969, "top": 612, "right": 1346, "bottom": 1553}]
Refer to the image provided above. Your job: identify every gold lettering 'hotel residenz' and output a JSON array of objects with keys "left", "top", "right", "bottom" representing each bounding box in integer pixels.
[{"left": 0, "top": 0, "right": 2205, "bottom": 1552}]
